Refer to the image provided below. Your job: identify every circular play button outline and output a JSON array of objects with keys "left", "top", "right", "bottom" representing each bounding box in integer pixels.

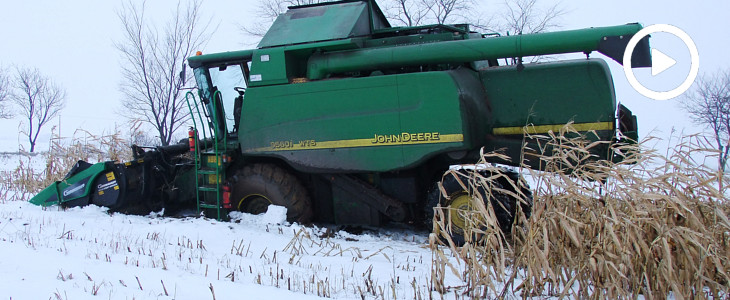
[{"left": 623, "top": 24, "right": 699, "bottom": 101}]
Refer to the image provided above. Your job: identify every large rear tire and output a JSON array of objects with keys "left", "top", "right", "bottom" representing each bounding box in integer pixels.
[
  {"left": 229, "top": 164, "right": 313, "bottom": 224},
  {"left": 426, "top": 169, "right": 532, "bottom": 245}
]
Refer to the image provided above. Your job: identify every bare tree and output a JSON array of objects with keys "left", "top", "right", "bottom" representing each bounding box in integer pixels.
[
  {"left": 384, "top": 0, "right": 562, "bottom": 33},
  {"left": 116, "top": 0, "right": 212, "bottom": 146},
  {"left": 383, "top": 0, "right": 475, "bottom": 26},
  {"left": 242, "top": 0, "right": 479, "bottom": 35},
  {"left": 681, "top": 70, "right": 730, "bottom": 173},
  {"left": 0, "top": 67, "right": 11, "bottom": 119},
  {"left": 9, "top": 66, "right": 66, "bottom": 152},
  {"left": 500, "top": 0, "right": 564, "bottom": 35},
  {"left": 383, "top": 0, "right": 429, "bottom": 26},
  {"left": 485, "top": 0, "right": 564, "bottom": 64},
  {"left": 243, "top": 0, "right": 563, "bottom": 37},
  {"left": 427, "top": 0, "right": 474, "bottom": 24}
]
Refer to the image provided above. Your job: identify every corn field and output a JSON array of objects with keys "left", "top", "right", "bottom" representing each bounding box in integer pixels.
[
  {"left": 431, "top": 126, "right": 730, "bottom": 299},
  {"left": 0, "top": 128, "right": 133, "bottom": 201}
]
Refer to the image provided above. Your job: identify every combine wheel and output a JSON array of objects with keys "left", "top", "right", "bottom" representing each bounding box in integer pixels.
[
  {"left": 492, "top": 169, "right": 533, "bottom": 222},
  {"left": 230, "top": 164, "right": 313, "bottom": 224},
  {"left": 426, "top": 169, "right": 532, "bottom": 245}
]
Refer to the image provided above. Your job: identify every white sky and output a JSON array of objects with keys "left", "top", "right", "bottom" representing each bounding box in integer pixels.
[{"left": 1, "top": 0, "right": 728, "bottom": 152}]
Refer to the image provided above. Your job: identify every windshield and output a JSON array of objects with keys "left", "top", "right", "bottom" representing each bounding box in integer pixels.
[{"left": 209, "top": 64, "right": 246, "bottom": 133}]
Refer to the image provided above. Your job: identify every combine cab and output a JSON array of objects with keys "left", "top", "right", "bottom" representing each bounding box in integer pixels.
[{"left": 31, "top": 0, "right": 648, "bottom": 240}]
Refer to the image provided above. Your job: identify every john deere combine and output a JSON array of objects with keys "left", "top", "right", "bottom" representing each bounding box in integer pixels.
[{"left": 31, "top": 0, "right": 648, "bottom": 238}]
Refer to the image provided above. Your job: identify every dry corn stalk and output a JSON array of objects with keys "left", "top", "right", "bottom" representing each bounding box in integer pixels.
[
  {"left": 6, "top": 127, "right": 134, "bottom": 197},
  {"left": 431, "top": 126, "right": 730, "bottom": 299}
]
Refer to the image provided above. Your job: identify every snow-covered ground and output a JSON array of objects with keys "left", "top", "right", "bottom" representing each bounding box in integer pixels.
[
  {"left": 0, "top": 152, "right": 470, "bottom": 300},
  {"left": 0, "top": 151, "right": 573, "bottom": 300},
  {"left": 0, "top": 199, "right": 454, "bottom": 299},
  {"left": 1, "top": 150, "right": 537, "bottom": 300}
]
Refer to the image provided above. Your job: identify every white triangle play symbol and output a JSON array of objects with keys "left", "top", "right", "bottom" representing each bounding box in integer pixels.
[{"left": 651, "top": 48, "right": 676, "bottom": 76}]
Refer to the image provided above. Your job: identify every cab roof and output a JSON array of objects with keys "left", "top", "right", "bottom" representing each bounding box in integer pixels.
[{"left": 257, "top": 0, "right": 391, "bottom": 48}]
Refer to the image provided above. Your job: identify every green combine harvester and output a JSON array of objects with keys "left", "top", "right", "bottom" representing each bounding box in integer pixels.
[{"left": 31, "top": 0, "right": 648, "bottom": 240}]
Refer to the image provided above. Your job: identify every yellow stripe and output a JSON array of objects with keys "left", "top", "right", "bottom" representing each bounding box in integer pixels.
[
  {"left": 248, "top": 133, "right": 464, "bottom": 152},
  {"left": 492, "top": 121, "right": 614, "bottom": 135}
]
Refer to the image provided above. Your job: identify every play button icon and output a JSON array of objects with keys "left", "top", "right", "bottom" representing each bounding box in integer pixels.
[
  {"left": 623, "top": 24, "right": 700, "bottom": 101},
  {"left": 650, "top": 48, "right": 676, "bottom": 76}
]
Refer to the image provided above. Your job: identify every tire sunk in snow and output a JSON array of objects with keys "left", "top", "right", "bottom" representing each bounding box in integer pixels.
[
  {"left": 426, "top": 168, "right": 532, "bottom": 245},
  {"left": 229, "top": 164, "right": 313, "bottom": 224}
]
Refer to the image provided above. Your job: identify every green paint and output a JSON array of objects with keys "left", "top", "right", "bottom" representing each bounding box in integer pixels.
[
  {"left": 483, "top": 59, "right": 616, "bottom": 129},
  {"left": 306, "top": 23, "right": 645, "bottom": 79},
  {"left": 257, "top": 0, "right": 381, "bottom": 48},
  {"left": 240, "top": 71, "right": 469, "bottom": 171},
  {"left": 30, "top": 0, "right": 645, "bottom": 229},
  {"left": 29, "top": 162, "right": 109, "bottom": 206},
  {"left": 185, "top": 0, "right": 647, "bottom": 171}
]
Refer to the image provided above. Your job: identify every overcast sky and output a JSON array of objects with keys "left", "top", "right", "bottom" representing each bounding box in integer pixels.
[{"left": 1, "top": 0, "right": 728, "bottom": 153}]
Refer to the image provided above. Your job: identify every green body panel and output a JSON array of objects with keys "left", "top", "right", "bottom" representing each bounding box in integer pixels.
[
  {"left": 240, "top": 58, "right": 620, "bottom": 171},
  {"left": 484, "top": 59, "right": 616, "bottom": 128},
  {"left": 240, "top": 70, "right": 478, "bottom": 172},
  {"left": 249, "top": 48, "right": 290, "bottom": 86},
  {"left": 248, "top": 39, "right": 364, "bottom": 88},
  {"left": 481, "top": 59, "right": 619, "bottom": 166},
  {"left": 29, "top": 184, "right": 60, "bottom": 207},
  {"left": 29, "top": 162, "right": 109, "bottom": 207},
  {"left": 257, "top": 0, "right": 388, "bottom": 48}
]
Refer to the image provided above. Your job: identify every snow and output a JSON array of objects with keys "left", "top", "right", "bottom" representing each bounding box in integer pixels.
[
  {"left": 0, "top": 154, "right": 450, "bottom": 299},
  {"left": 0, "top": 153, "right": 499, "bottom": 299},
  {"left": 0, "top": 199, "right": 442, "bottom": 299},
  {"left": 229, "top": 205, "right": 287, "bottom": 225}
]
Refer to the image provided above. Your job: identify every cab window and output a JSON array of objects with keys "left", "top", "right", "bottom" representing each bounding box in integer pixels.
[{"left": 208, "top": 64, "right": 246, "bottom": 133}]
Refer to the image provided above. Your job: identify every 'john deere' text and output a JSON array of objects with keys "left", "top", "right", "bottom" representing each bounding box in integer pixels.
[{"left": 371, "top": 132, "right": 440, "bottom": 144}]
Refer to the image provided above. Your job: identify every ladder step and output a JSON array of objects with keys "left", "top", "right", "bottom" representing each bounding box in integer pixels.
[
  {"left": 199, "top": 203, "right": 220, "bottom": 209},
  {"left": 199, "top": 186, "right": 219, "bottom": 192},
  {"left": 198, "top": 169, "right": 219, "bottom": 175},
  {"left": 199, "top": 154, "right": 228, "bottom": 167}
]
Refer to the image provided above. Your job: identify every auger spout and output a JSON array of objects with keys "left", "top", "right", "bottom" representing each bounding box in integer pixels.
[{"left": 307, "top": 23, "right": 651, "bottom": 79}]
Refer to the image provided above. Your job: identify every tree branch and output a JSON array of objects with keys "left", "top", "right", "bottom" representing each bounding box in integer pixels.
[
  {"left": 9, "top": 66, "right": 66, "bottom": 152},
  {"left": 680, "top": 69, "right": 730, "bottom": 172},
  {"left": 116, "top": 0, "right": 212, "bottom": 145}
]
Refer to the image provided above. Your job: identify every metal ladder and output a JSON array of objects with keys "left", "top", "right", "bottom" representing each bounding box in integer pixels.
[{"left": 185, "top": 90, "right": 228, "bottom": 220}]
